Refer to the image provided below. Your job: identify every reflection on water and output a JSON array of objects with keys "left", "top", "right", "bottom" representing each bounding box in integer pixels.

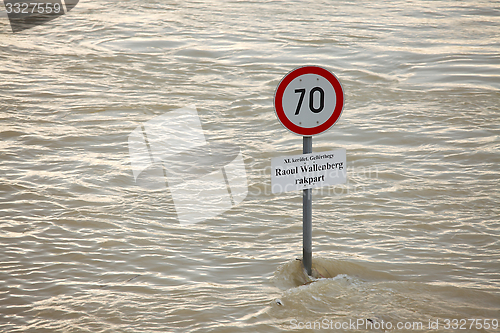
[{"left": 0, "top": 0, "right": 499, "bottom": 332}]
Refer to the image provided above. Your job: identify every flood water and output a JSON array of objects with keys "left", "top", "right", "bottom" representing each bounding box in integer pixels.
[{"left": 1, "top": 0, "right": 499, "bottom": 332}]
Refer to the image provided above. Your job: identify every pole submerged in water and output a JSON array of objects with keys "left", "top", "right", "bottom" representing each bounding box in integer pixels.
[{"left": 302, "top": 136, "right": 313, "bottom": 276}]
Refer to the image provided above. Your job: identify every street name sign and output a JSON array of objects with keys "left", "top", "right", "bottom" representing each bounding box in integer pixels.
[
  {"left": 271, "top": 148, "right": 346, "bottom": 194},
  {"left": 274, "top": 65, "right": 344, "bottom": 136}
]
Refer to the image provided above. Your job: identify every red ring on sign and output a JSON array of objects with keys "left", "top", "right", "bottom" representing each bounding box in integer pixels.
[{"left": 274, "top": 66, "right": 344, "bottom": 136}]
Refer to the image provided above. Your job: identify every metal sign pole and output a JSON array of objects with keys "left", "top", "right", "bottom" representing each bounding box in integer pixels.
[{"left": 302, "top": 136, "right": 313, "bottom": 276}]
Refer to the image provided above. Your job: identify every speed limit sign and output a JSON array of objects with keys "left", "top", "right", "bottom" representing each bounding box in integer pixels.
[{"left": 274, "top": 66, "right": 344, "bottom": 136}]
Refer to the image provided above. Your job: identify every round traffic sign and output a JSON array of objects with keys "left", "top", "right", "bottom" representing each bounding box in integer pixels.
[{"left": 274, "top": 66, "right": 344, "bottom": 136}]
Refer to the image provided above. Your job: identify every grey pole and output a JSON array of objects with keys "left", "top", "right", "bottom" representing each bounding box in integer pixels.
[{"left": 303, "top": 136, "right": 313, "bottom": 276}]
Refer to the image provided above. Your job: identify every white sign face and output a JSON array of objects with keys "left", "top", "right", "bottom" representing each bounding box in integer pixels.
[
  {"left": 281, "top": 74, "right": 337, "bottom": 129},
  {"left": 271, "top": 149, "right": 347, "bottom": 194}
]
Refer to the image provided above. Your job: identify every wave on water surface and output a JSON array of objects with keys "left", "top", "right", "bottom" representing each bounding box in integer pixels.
[{"left": 268, "top": 258, "right": 500, "bottom": 332}]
